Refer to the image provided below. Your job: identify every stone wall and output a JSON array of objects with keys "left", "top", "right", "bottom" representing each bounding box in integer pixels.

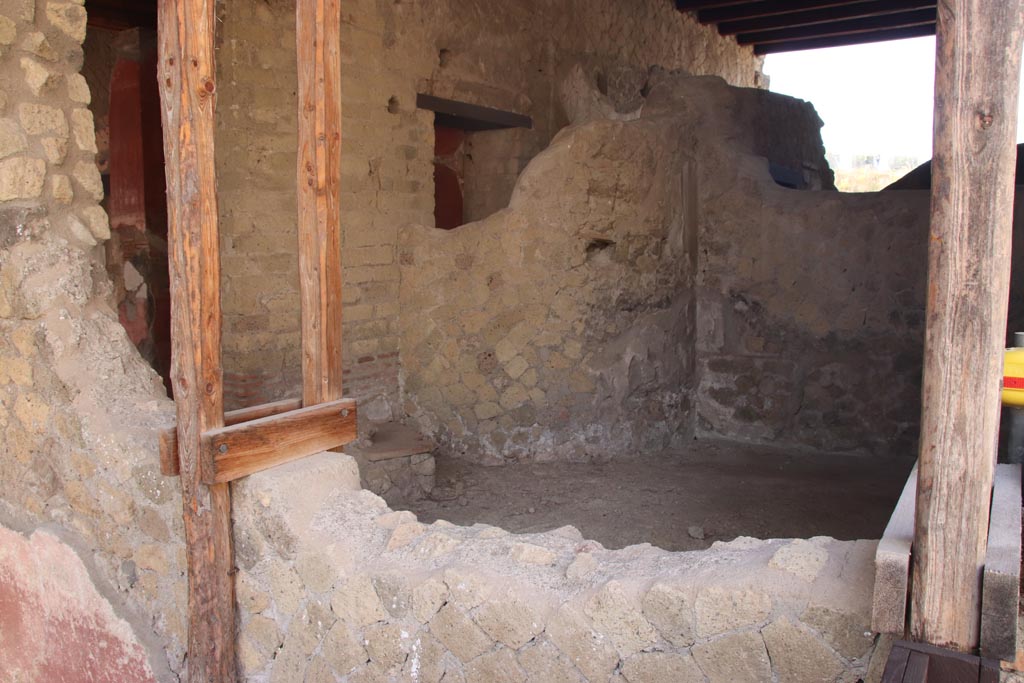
[
  {"left": 399, "top": 99, "right": 699, "bottom": 464},
  {"left": 397, "top": 69, "right": 933, "bottom": 462},
  {"left": 0, "top": 0, "right": 185, "bottom": 679},
  {"left": 232, "top": 452, "right": 892, "bottom": 683},
  {"left": 213, "top": 0, "right": 764, "bottom": 412}
]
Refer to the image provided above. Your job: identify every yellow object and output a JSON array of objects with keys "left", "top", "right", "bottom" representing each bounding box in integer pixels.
[{"left": 1003, "top": 346, "right": 1024, "bottom": 407}]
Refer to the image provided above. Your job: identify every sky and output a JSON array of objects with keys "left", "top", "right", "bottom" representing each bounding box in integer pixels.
[{"left": 763, "top": 37, "right": 1024, "bottom": 166}]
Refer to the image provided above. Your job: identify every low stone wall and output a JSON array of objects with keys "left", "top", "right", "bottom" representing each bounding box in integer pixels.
[{"left": 232, "top": 452, "right": 891, "bottom": 683}]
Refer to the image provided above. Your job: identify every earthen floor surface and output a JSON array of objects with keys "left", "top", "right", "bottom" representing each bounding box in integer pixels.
[{"left": 405, "top": 439, "right": 915, "bottom": 552}]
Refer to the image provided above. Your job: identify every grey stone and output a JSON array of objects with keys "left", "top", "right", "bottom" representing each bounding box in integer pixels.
[
  {"left": 474, "top": 596, "right": 542, "bottom": 649},
  {"left": 642, "top": 581, "right": 696, "bottom": 647},
  {"left": 621, "top": 651, "right": 705, "bottom": 683},
  {"left": 762, "top": 617, "right": 845, "bottom": 683},
  {"left": 692, "top": 631, "right": 771, "bottom": 683},
  {"left": 465, "top": 647, "right": 525, "bottom": 683},
  {"left": 694, "top": 586, "right": 772, "bottom": 637},
  {"left": 584, "top": 580, "right": 658, "bottom": 655},
  {"left": 429, "top": 603, "right": 493, "bottom": 662}
]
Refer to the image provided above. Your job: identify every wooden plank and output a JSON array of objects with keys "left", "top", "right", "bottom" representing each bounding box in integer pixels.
[
  {"left": 159, "top": 398, "right": 304, "bottom": 476},
  {"left": 911, "top": 0, "right": 1024, "bottom": 652},
  {"left": 719, "top": 0, "right": 935, "bottom": 35},
  {"left": 201, "top": 399, "right": 358, "bottom": 484},
  {"left": 980, "top": 464, "right": 1023, "bottom": 660},
  {"left": 296, "top": 0, "right": 344, "bottom": 407},
  {"left": 156, "top": 1, "right": 235, "bottom": 682},
  {"left": 872, "top": 461, "right": 918, "bottom": 635},
  {"left": 753, "top": 24, "right": 935, "bottom": 54},
  {"left": 737, "top": 8, "right": 935, "bottom": 45},
  {"left": 882, "top": 644, "right": 912, "bottom": 683},
  {"left": 902, "top": 651, "right": 930, "bottom": 683}
]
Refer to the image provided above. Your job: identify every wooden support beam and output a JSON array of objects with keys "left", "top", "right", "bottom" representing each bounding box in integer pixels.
[
  {"left": 156, "top": 1, "right": 235, "bottom": 682},
  {"left": 699, "top": 0, "right": 872, "bottom": 24},
  {"left": 297, "top": 0, "right": 344, "bottom": 407},
  {"left": 737, "top": 8, "right": 936, "bottom": 45},
  {"left": 718, "top": 0, "right": 935, "bottom": 35},
  {"left": 911, "top": 0, "right": 1024, "bottom": 652},
  {"left": 752, "top": 24, "right": 934, "bottom": 54},
  {"left": 159, "top": 398, "right": 304, "bottom": 476},
  {"left": 200, "top": 399, "right": 357, "bottom": 484}
]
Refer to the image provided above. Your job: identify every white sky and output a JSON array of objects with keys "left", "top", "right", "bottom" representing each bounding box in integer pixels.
[{"left": 763, "top": 37, "right": 1024, "bottom": 164}]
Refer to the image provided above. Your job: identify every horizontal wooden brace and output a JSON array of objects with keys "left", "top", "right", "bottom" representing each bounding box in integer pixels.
[
  {"left": 200, "top": 398, "right": 357, "bottom": 484},
  {"left": 159, "top": 398, "right": 303, "bottom": 476}
]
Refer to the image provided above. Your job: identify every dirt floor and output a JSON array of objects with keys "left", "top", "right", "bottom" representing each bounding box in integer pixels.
[{"left": 403, "top": 439, "right": 916, "bottom": 552}]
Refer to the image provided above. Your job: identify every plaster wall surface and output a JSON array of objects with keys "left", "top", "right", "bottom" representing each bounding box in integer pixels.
[{"left": 213, "top": 0, "right": 765, "bottom": 414}]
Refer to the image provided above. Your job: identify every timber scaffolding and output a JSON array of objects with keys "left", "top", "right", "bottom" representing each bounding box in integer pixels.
[{"left": 153, "top": 0, "right": 1024, "bottom": 681}]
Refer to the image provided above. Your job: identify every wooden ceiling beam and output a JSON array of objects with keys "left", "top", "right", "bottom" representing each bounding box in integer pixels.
[
  {"left": 738, "top": 7, "right": 935, "bottom": 44},
  {"left": 718, "top": 0, "right": 935, "bottom": 35},
  {"left": 698, "top": 0, "right": 869, "bottom": 24},
  {"left": 753, "top": 23, "right": 935, "bottom": 53},
  {"left": 677, "top": 0, "right": 758, "bottom": 11}
]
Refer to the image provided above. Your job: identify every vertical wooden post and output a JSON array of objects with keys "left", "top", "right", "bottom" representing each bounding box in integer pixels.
[
  {"left": 912, "top": 0, "right": 1024, "bottom": 652},
  {"left": 297, "top": 0, "right": 344, "bottom": 406},
  {"left": 157, "top": 1, "right": 236, "bottom": 681}
]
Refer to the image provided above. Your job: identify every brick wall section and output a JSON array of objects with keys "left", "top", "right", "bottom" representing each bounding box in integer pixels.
[{"left": 214, "top": 0, "right": 763, "bottom": 412}]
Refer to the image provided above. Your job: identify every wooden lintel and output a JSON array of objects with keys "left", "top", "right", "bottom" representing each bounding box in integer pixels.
[
  {"left": 415, "top": 93, "right": 533, "bottom": 132},
  {"left": 200, "top": 399, "right": 357, "bottom": 484},
  {"left": 911, "top": 0, "right": 1024, "bottom": 651},
  {"left": 159, "top": 398, "right": 304, "bottom": 476}
]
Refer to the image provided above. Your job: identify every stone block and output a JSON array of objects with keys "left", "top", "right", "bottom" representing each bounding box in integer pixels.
[
  {"left": 0, "top": 119, "right": 26, "bottom": 158},
  {"left": 331, "top": 574, "right": 387, "bottom": 627},
  {"left": 545, "top": 604, "right": 620, "bottom": 683},
  {"left": 21, "top": 57, "right": 58, "bottom": 96},
  {"left": 642, "top": 581, "right": 696, "bottom": 647},
  {"left": 19, "top": 103, "right": 66, "bottom": 136},
  {"left": 620, "top": 651, "right": 704, "bottom": 683},
  {"left": 72, "top": 161, "right": 103, "bottom": 201},
  {"left": 584, "top": 581, "right": 658, "bottom": 656},
  {"left": 769, "top": 539, "right": 829, "bottom": 583},
  {"left": 694, "top": 586, "right": 772, "bottom": 637},
  {"left": 801, "top": 605, "right": 873, "bottom": 659},
  {"left": 692, "top": 631, "right": 772, "bottom": 683},
  {"left": 474, "top": 597, "right": 542, "bottom": 649},
  {"left": 322, "top": 621, "right": 367, "bottom": 677},
  {"left": 429, "top": 603, "right": 493, "bottom": 662},
  {"left": 981, "top": 463, "right": 1022, "bottom": 660},
  {"left": 70, "top": 108, "right": 96, "bottom": 152},
  {"left": 412, "top": 576, "right": 449, "bottom": 622},
  {"left": 762, "top": 617, "right": 844, "bottom": 683},
  {"left": 0, "top": 157, "right": 44, "bottom": 200},
  {"left": 465, "top": 647, "right": 525, "bottom": 683},
  {"left": 517, "top": 639, "right": 585, "bottom": 683},
  {"left": 46, "top": 2, "right": 88, "bottom": 42},
  {"left": 510, "top": 542, "right": 556, "bottom": 566}
]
